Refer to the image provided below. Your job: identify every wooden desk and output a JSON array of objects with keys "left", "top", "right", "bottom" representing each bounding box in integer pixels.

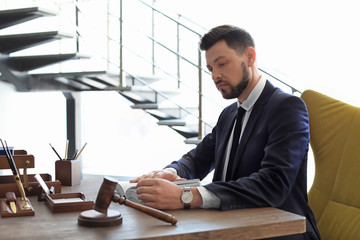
[{"left": 0, "top": 177, "right": 305, "bottom": 239}]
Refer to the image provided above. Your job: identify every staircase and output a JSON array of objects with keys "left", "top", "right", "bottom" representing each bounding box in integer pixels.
[{"left": 0, "top": 1, "right": 301, "bottom": 145}]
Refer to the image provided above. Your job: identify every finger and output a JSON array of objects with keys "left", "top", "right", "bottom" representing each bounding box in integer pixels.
[
  {"left": 174, "top": 177, "right": 187, "bottom": 181},
  {"left": 163, "top": 173, "right": 186, "bottom": 182},
  {"left": 137, "top": 192, "right": 156, "bottom": 202},
  {"left": 152, "top": 172, "right": 177, "bottom": 181},
  {"left": 130, "top": 175, "right": 148, "bottom": 183},
  {"left": 136, "top": 178, "right": 159, "bottom": 188},
  {"left": 129, "top": 176, "right": 141, "bottom": 183},
  {"left": 136, "top": 184, "right": 155, "bottom": 194},
  {"left": 130, "top": 171, "right": 158, "bottom": 183}
]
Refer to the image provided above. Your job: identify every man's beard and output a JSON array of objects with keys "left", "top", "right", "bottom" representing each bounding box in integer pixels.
[{"left": 221, "top": 62, "right": 250, "bottom": 99}]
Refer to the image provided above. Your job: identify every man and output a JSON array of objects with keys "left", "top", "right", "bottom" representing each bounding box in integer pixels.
[{"left": 131, "top": 25, "right": 320, "bottom": 239}]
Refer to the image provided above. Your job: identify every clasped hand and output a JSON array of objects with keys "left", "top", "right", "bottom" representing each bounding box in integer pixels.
[{"left": 130, "top": 170, "right": 186, "bottom": 210}]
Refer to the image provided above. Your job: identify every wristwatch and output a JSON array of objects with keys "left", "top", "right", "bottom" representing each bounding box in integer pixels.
[{"left": 181, "top": 187, "right": 193, "bottom": 209}]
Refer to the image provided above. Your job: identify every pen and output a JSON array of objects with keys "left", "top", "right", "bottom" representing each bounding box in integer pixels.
[
  {"left": 0, "top": 139, "right": 30, "bottom": 209},
  {"left": 64, "top": 139, "right": 69, "bottom": 161},
  {"left": 49, "top": 143, "right": 62, "bottom": 161},
  {"left": 71, "top": 149, "right": 78, "bottom": 160},
  {"left": 74, "top": 142, "right": 87, "bottom": 160}
]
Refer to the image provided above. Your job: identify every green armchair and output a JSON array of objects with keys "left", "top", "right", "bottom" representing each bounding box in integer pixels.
[{"left": 301, "top": 89, "right": 360, "bottom": 239}]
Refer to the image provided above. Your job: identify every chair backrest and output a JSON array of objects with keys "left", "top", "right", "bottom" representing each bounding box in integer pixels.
[{"left": 301, "top": 89, "right": 360, "bottom": 239}]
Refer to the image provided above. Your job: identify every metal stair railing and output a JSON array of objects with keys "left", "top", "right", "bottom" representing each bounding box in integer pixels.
[
  {"left": 118, "top": 0, "right": 209, "bottom": 139},
  {"left": 117, "top": 0, "right": 302, "bottom": 140},
  {"left": 123, "top": 69, "right": 214, "bottom": 130},
  {"left": 65, "top": 0, "right": 302, "bottom": 141}
]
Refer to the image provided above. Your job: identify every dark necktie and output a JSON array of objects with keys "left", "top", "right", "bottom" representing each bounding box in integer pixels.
[{"left": 226, "top": 107, "right": 246, "bottom": 181}]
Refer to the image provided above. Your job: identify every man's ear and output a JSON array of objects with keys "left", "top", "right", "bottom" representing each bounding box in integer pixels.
[{"left": 246, "top": 47, "right": 256, "bottom": 67}]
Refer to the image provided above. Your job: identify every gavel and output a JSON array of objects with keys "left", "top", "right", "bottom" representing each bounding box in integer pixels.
[{"left": 78, "top": 177, "right": 178, "bottom": 227}]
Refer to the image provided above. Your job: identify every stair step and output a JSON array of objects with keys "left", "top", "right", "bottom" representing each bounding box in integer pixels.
[
  {"left": 145, "top": 110, "right": 177, "bottom": 121},
  {"left": 30, "top": 70, "right": 107, "bottom": 80},
  {"left": 7, "top": 53, "right": 88, "bottom": 71},
  {"left": 131, "top": 103, "right": 158, "bottom": 109},
  {"left": 157, "top": 119, "right": 186, "bottom": 126},
  {"left": 0, "top": 31, "right": 73, "bottom": 54},
  {"left": 88, "top": 74, "right": 121, "bottom": 88},
  {"left": 171, "top": 126, "right": 198, "bottom": 139},
  {"left": 184, "top": 137, "right": 202, "bottom": 145},
  {"left": 0, "top": 7, "right": 56, "bottom": 30},
  {"left": 28, "top": 71, "right": 119, "bottom": 91},
  {"left": 52, "top": 76, "right": 91, "bottom": 91},
  {"left": 126, "top": 85, "right": 180, "bottom": 103},
  {"left": 126, "top": 74, "right": 165, "bottom": 86},
  {"left": 119, "top": 91, "right": 153, "bottom": 104},
  {"left": 70, "top": 76, "right": 109, "bottom": 90}
]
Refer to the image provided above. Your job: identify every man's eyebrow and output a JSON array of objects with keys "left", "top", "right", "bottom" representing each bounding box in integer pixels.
[{"left": 207, "top": 56, "right": 226, "bottom": 69}]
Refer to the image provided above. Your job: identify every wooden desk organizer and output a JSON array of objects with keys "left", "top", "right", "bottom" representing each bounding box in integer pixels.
[
  {"left": 44, "top": 192, "right": 94, "bottom": 213},
  {"left": 55, "top": 159, "right": 81, "bottom": 186},
  {"left": 0, "top": 150, "right": 60, "bottom": 217},
  {"left": 0, "top": 150, "right": 61, "bottom": 197},
  {"left": 0, "top": 197, "right": 35, "bottom": 218}
]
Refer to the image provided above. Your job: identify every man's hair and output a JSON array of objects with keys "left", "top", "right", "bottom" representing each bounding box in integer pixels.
[{"left": 199, "top": 25, "right": 255, "bottom": 54}]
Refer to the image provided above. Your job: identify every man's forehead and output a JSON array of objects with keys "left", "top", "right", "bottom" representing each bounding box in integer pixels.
[{"left": 205, "top": 43, "right": 238, "bottom": 62}]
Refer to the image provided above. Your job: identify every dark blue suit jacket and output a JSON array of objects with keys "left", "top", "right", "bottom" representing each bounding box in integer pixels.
[{"left": 167, "top": 80, "right": 321, "bottom": 239}]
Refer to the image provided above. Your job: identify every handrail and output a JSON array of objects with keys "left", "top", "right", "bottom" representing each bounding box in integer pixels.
[
  {"left": 126, "top": 20, "right": 202, "bottom": 71},
  {"left": 118, "top": 0, "right": 303, "bottom": 138},
  {"left": 123, "top": 70, "right": 214, "bottom": 129},
  {"left": 119, "top": 0, "right": 207, "bottom": 138},
  {"left": 137, "top": 0, "right": 202, "bottom": 37},
  {"left": 259, "top": 67, "right": 301, "bottom": 94},
  {"left": 121, "top": 45, "right": 224, "bottom": 110}
]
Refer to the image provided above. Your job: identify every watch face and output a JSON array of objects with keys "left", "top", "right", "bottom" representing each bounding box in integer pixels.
[{"left": 181, "top": 190, "right": 193, "bottom": 204}]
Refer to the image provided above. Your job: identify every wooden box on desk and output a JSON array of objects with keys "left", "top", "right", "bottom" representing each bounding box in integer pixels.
[
  {"left": 44, "top": 192, "right": 94, "bottom": 213},
  {"left": 0, "top": 150, "right": 61, "bottom": 197},
  {"left": 55, "top": 159, "right": 81, "bottom": 186}
]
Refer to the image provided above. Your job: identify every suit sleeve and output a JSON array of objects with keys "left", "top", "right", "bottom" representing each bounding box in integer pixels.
[
  {"left": 165, "top": 104, "right": 233, "bottom": 180},
  {"left": 166, "top": 119, "right": 218, "bottom": 180}
]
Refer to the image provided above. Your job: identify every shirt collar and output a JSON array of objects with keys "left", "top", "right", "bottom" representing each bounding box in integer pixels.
[{"left": 237, "top": 75, "right": 266, "bottom": 111}]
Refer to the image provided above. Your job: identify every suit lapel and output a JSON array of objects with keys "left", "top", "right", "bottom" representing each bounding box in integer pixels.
[{"left": 230, "top": 80, "right": 276, "bottom": 177}]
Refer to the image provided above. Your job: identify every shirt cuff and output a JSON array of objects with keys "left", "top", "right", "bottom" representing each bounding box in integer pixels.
[
  {"left": 197, "top": 186, "right": 220, "bottom": 209},
  {"left": 163, "top": 167, "right": 177, "bottom": 175}
]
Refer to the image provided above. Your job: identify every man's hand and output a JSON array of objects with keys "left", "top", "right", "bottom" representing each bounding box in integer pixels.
[
  {"left": 136, "top": 178, "right": 184, "bottom": 210},
  {"left": 136, "top": 178, "right": 203, "bottom": 210},
  {"left": 130, "top": 170, "right": 185, "bottom": 183}
]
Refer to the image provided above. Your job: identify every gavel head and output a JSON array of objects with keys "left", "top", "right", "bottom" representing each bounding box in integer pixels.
[{"left": 94, "top": 177, "right": 118, "bottom": 214}]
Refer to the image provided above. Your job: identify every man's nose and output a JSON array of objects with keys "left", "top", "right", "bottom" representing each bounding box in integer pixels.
[{"left": 212, "top": 70, "right": 221, "bottom": 81}]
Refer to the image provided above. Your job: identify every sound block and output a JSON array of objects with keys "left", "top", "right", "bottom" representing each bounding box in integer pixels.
[{"left": 78, "top": 209, "right": 122, "bottom": 227}]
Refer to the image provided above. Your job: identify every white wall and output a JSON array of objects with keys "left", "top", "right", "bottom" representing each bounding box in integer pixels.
[
  {"left": 79, "top": 91, "right": 194, "bottom": 177},
  {"left": 159, "top": 0, "right": 360, "bottom": 107},
  {"left": 0, "top": 82, "right": 194, "bottom": 178},
  {"left": 0, "top": 82, "right": 66, "bottom": 177}
]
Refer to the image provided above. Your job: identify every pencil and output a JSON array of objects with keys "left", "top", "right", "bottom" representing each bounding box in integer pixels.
[
  {"left": 64, "top": 139, "right": 69, "bottom": 161},
  {"left": 49, "top": 143, "right": 62, "bottom": 161},
  {"left": 74, "top": 142, "right": 87, "bottom": 160},
  {"left": 71, "top": 149, "right": 78, "bottom": 160}
]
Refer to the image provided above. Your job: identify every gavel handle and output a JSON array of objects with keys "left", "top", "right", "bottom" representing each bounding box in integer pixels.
[{"left": 113, "top": 195, "right": 177, "bottom": 225}]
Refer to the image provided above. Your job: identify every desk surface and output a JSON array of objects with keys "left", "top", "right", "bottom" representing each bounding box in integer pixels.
[{"left": 0, "top": 177, "right": 305, "bottom": 240}]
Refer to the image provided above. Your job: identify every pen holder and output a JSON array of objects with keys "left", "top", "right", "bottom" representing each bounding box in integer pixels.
[{"left": 55, "top": 159, "right": 81, "bottom": 186}]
